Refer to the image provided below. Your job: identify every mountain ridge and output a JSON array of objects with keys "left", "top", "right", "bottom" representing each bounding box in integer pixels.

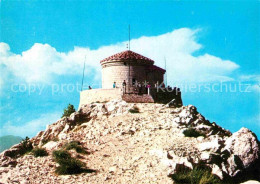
[
  {"left": 0, "top": 100, "right": 259, "bottom": 183},
  {"left": 0, "top": 135, "right": 23, "bottom": 153}
]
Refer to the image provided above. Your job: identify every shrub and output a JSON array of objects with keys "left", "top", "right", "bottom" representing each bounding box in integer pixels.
[
  {"left": 64, "top": 141, "right": 87, "bottom": 154},
  {"left": 42, "top": 139, "right": 49, "bottom": 145},
  {"left": 183, "top": 128, "right": 205, "bottom": 138},
  {"left": 52, "top": 149, "right": 85, "bottom": 175},
  {"left": 5, "top": 150, "right": 19, "bottom": 158},
  {"left": 55, "top": 157, "right": 84, "bottom": 175},
  {"left": 20, "top": 136, "right": 33, "bottom": 153},
  {"left": 32, "top": 147, "right": 48, "bottom": 157},
  {"left": 169, "top": 166, "right": 222, "bottom": 184},
  {"left": 6, "top": 136, "right": 33, "bottom": 158},
  {"left": 129, "top": 106, "right": 140, "bottom": 113},
  {"left": 53, "top": 149, "right": 71, "bottom": 162},
  {"left": 62, "top": 104, "right": 76, "bottom": 118}
]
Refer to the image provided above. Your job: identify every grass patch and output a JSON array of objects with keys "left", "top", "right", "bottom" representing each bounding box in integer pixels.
[
  {"left": 32, "top": 147, "right": 48, "bottom": 157},
  {"left": 52, "top": 149, "right": 95, "bottom": 175},
  {"left": 53, "top": 149, "right": 84, "bottom": 175},
  {"left": 169, "top": 166, "right": 222, "bottom": 184},
  {"left": 183, "top": 128, "right": 205, "bottom": 138},
  {"left": 53, "top": 149, "right": 71, "bottom": 162},
  {"left": 55, "top": 157, "right": 84, "bottom": 175},
  {"left": 42, "top": 137, "right": 59, "bottom": 145},
  {"left": 64, "top": 141, "right": 87, "bottom": 154},
  {"left": 129, "top": 106, "right": 140, "bottom": 113}
]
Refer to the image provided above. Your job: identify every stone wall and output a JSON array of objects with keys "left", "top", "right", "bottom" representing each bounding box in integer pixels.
[
  {"left": 102, "top": 63, "right": 148, "bottom": 89},
  {"left": 79, "top": 87, "right": 183, "bottom": 107},
  {"left": 147, "top": 70, "right": 164, "bottom": 86},
  {"left": 150, "top": 88, "right": 183, "bottom": 107},
  {"left": 101, "top": 62, "right": 164, "bottom": 90},
  {"left": 122, "top": 94, "right": 154, "bottom": 103},
  {"left": 78, "top": 88, "right": 122, "bottom": 108}
]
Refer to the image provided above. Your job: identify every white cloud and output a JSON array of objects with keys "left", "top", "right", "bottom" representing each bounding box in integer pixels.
[
  {"left": 0, "top": 112, "right": 60, "bottom": 138},
  {"left": 239, "top": 75, "right": 260, "bottom": 82},
  {"left": 249, "top": 84, "right": 260, "bottom": 93},
  {"left": 0, "top": 28, "right": 240, "bottom": 86},
  {"left": 237, "top": 75, "right": 260, "bottom": 93}
]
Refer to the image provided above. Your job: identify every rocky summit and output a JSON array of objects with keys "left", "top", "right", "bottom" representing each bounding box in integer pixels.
[{"left": 0, "top": 100, "right": 259, "bottom": 184}]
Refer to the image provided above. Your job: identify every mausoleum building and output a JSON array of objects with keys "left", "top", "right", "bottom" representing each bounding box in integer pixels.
[
  {"left": 101, "top": 50, "right": 165, "bottom": 92},
  {"left": 79, "top": 50, "right": 182, "bottom": 107}
]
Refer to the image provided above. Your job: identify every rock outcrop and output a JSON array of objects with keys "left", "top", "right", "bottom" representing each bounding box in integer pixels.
[{"left": 0, "top": 100, "right": 259, "bottom": 183}]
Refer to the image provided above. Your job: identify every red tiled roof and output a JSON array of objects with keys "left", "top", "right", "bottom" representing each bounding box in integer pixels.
[
  {"left": 100, "top": 50, "right": 154, "bottom": 64},
  {"left": 148, "top": 65, "right": 166, "bottom": 73}
]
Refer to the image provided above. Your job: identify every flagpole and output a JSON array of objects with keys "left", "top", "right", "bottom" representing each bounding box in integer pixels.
[{"left": 81, "top": 56, "right": 86, "bottom": 91}]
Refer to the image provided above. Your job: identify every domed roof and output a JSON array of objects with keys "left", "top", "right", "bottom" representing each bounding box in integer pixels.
[{"left": 100, "top": 50, "right": 154, "bottom": 64}]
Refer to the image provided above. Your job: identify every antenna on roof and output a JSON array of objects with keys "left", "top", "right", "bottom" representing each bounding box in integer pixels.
[
  {"left": 81, "top": 56, "right": 86, "bottom": 91},
  {"left": 128, "top": 24, "right": 130, "bottom": 50},
  {"left": 164, "top": 57, "right": 167, "bottom": 86}
]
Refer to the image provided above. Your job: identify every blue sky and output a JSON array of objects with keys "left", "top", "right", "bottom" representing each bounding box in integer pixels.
[{"left": 0, "top": 0, "right": 259, "bottom": 138}]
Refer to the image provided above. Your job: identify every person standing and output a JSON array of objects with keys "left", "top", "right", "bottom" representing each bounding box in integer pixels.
[
  {"left": 147, "top": 84, "right": 151, "bottom": 95},
  {"left": 122, "top": 80, "right": 126, "bottom": 94},
  {"left": 138, "top": 82, "right": 142, "bottom": 95},
  {"left": 113, "top": 82, "right": 116, "bottom": 88}
]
